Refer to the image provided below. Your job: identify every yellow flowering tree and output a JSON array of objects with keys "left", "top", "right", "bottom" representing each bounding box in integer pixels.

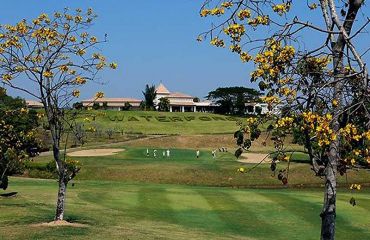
[
  {"left": 0, "top": 8, "right": 116, "bottom": 221},
  {"left": 0, "top": 88, "right": 40, "bottom": 190},
  {"left": 200, "top": 1, "right": 369, "bottom": 239}
]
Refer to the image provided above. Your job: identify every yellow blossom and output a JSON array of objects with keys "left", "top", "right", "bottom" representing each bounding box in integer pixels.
[
  {"left": 72, "top": 90, "right": 80, "bottom": 97},
  {"left": 240, "top": 52, "right": 252, "bottom": 62},
  {"left": 95, "top": 91, "right": 104, "bottom": 99},
  {"left": 42, "top": 71, "right": 54, "bottom": 78},
  {"left": 248, "top": 15, "right": 269, "bottom": 27},
  {"left": 59, "top": 65, "right": 69, "bottom": 72},
  {"left": 77, "top": 49, "right": 86, "bottom": 56},
  {"left": 37, "top": 112, "right": 45, "bottom": 119},
  {"left": 353, "top": 149, "right": 361, "bottom": 156},
  {"left": 69, "top": 36, "right": 77, "bottom": 42},
  {"left": 210, "top": 8, "right": 225, "bottom": 16},
  {"left": 309, "top": 3, "right": 318, "bottom": 10},
  {"left": 221, "top": 2, "right": 233, "bottom": 8},
  {"left": 20, "top": 108, "right": 29, "bottom": 114},
  {"left": 200, "top": 9, "right": 211, "bottom": 17},
  {"left": 237, "top": 167, "right": 245, "bottom": 173},
  {"left": 273, "top": 3, "right": 290, "bottom": 15},
  {"left": 75, "top": 15, "right": 83, "bottom": 23},
  {"left": 238, "top": 9, "right": 251, "bottom": 20},
  {"left": 363, "top": 131, "right": 370, "bottom": 141},
  {"left": 90, "top": 36, "right": 97, "bottom": 43},
  {"left": 109, "top": 62, "right": 118, "bottom": 69},
  {"left": 210, "top": 37, "right": 225, "bottom": 47},
  {"left": 74, "top": 76, "right": 86, "bottom": 85},
  {"left": 350, "top": 184, "right": 361, "bottom": 190}
]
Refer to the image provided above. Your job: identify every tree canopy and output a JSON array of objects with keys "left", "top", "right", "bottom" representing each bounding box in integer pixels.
[
  {"left": 0, "top": 8, "right": 116, "bottom": 221},
  {"left": 142, "top": 84, "right": 157, "bottom": 110},
  {"left": 158, "top": 97, "right": 170, "bottom": 112},
  {"left": 206, "top": 86, "right": 262, "bottom": 115},
  {"left": 0, "top": 88, "right": 39, "bottom": 190},
  {"left": 200, "top": 1, "right": 369, "bottom": 239}
]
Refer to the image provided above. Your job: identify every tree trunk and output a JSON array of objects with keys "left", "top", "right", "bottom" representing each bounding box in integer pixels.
[
  {"left": 320, "top": 145, "right": 337, "bottom": 240},
  {"left": 51, "top": 138, "right": 67, "bottom": 221},
  {"left": 55, "top": 176, "right": 67, "bottom": 221}
]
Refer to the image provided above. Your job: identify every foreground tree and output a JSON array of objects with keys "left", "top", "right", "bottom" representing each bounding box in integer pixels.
[
  {"left": 0, "top": 8, "right": 116, "bottom": 220},
  {"left": 142, "top": 84, "right": 157, "bottom": 110},
  {"left": 200, "top": 1, "right": 369, "bottom": 239},
  {"left": 0, "top": 88, "right": 39, "bottom": 190}
]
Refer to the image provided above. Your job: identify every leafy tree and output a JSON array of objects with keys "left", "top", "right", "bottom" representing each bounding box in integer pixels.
[
  {"left": 139, "top": 101, "right": 146, "bottom": 110},
  {"left": 206, "top": 86, "right": 262, "bottom": 115},
  {"left": 102, "top": 102, "right": 108, "bottom": 110},
  {"left": 158, "top": 97, "right": 170, "bottom": 111},
  {"left": 0, "top": 88, "right": 40, "bottom": 190},
  {"left": 72, "top": 102, "right": 83, "bottom": 110},
  {"left": 92, "top": 102, "right": 100, "bottom": 110},
  {"left": 0, "top": 8, "right": 116, "bottom": 221},
  {"left": 200, "top": 1, "right": 369, "bottom": 239},
  {"left": 72, "top": 123, "right": 86, "bottom": 147},
  {"left": 142, "top": 84, "right": 157, "bottom": 110},
  {"left": 122, "top": 102, "right": 132, "bottom": 111}
]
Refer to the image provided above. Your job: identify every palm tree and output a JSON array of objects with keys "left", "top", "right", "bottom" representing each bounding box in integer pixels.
[{"left": 142, "top": 84, "right": 157, "bottom": 110}]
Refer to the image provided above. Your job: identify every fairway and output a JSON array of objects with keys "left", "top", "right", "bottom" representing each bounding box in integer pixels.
[
  {"left": 31, "top": 147, "right": 370, "bottom": 187},
  {"left": 8, "top": 146, "right": 370, "bottom": 239},
  {"left": 1, "top": 178, "right": 369, "bottom": 240},
  {"left": 0, "top": 0, "right": 369, "bottom": 239}
]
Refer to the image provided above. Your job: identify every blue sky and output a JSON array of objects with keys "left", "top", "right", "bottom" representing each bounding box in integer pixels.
[
  {"left": 1, "top": 0, "right": 252, "bottom": 100},
  {"left": 0, "top": 0, "right": 369, "bottom": 100}
]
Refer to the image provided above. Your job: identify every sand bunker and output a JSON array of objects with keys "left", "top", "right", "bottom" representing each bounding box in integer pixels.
[
  {"left": 238, "top": 152, "right": 271, "bottom": 164},
  {"left": 33, "top": 220, "right": 88, "bottom": 228},
  {"left": 67, "top": 148, "right": 124, "bottom": 157}
]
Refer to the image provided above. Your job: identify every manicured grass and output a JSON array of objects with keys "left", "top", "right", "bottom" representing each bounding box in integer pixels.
[
  {"left": 270, "top": 151, "right": 311, "bottom": 163},
  {"left": 122, "top": 133, "right": 305, "bottom": 153},
  {"left": 1, "top": 178, "right": 369, "bottom": 240},
  {"left": 32, "top": 147, "right": 370, "bottom": 188},
  {"left": 74, "top": 110, "right": 245, "bottom": 135}
]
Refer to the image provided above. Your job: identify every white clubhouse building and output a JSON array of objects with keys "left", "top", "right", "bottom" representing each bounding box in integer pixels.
[
  {"left": 26, "top": 83, "right": 281, "bottom": 115},
  {"left": 81, "top": 97, "right": 142, "bottom": 111},
  {"left": 154, "top": 83, "right": 216, "bottom": 112}
]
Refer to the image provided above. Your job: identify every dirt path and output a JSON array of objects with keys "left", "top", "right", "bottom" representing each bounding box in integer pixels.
[
  {"left": 238, "top": 152, "right": 271, "bottom": 164},
  {"left": 32, "top": 220, "right": 87, "bottom": 228}
]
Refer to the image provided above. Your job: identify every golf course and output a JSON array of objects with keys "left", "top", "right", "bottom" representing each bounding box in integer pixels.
[
  {"left": 0, "top": 1, "right": 369, "bottom": 239},
  {"left": 1, "top": 134, "right": 370, "bottom": 239}
]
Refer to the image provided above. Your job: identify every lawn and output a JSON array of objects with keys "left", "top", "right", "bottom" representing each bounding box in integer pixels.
[
  {"left": 73, "top": 110, "right": 246, "bottom": 135},
  {"left": 5, "top": 146, "right": 370, "bottom": 239},
  {"left": 30, "top": 147, "right": 370, "bottom": 188},
  {"left": 1, "top": 178, "right": 369, "bottom": 240}
]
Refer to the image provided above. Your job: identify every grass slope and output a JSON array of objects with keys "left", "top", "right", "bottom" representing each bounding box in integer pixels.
[
  {"left": 75, "top": 110, "right": 245, "bottom": 135},
  {"left": 1, "top": 178, "right": 369, "bottom": 240}
]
